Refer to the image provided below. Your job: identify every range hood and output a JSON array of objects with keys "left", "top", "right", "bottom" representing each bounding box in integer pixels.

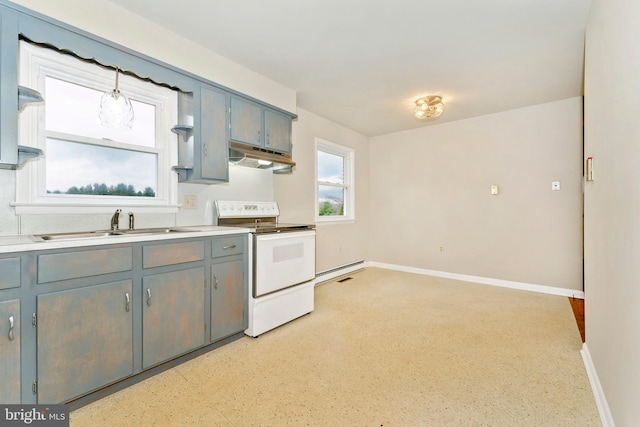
[{"left": 228, "top": 141, "right": 295, "bottom": 174}]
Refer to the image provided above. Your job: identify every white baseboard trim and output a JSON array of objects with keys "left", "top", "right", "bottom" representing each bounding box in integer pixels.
[
  {"left": 368, "top": 261, "right": 585, "bottom": 299},
  {"left": 316, "top": 260, "right": 366, "bottom": 285},
  {"left": 581, "top": 343, "right": 615, "bottom": 427}
]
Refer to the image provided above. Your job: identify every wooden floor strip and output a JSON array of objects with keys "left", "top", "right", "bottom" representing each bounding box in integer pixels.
[{"left": 569, "top": 297, "right": 585, "bottom": 342}]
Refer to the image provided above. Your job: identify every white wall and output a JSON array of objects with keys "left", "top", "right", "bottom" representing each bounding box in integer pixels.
[
  {"left": 584, "top": 0, "right": 640, "bottom": 424},
  {"left": 176, "top": 166, "right": 274, "bottom": 227},
  {"left": 0, "top": 170, "right": 18, "bottom": 234},
  {"left": 274, "top": 108, "right": 371, "bottom": 273},
  {"left": 369, "top": 98, "right": 584, "bottom": 291}
]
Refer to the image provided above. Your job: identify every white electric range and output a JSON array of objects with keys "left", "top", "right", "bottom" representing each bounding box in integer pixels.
[{"left": 214, "top": 200, "right": 316, "bottom": 337}]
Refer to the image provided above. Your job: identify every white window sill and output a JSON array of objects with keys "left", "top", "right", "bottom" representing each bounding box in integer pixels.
[
  {"left": 315, "top": 218, "right": 356, "bottom": 225},
  {"left": 11, "top": 203, "right": 181, "bottom": 215}
]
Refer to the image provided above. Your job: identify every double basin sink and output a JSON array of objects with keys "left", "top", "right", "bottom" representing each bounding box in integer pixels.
[{"left": 31, "top": 227, "right": 192, "bottom": 242}]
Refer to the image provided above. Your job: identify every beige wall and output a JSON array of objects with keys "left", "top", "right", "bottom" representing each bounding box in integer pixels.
[
  {"left": 369, "top": 98, "right": 584, "bottom": 291},
  {"left": 584, "top": 0, "right": 640, "bottom": 424},
  {"left": 274, "top": 108, "right": 371, "bottom": 273}
]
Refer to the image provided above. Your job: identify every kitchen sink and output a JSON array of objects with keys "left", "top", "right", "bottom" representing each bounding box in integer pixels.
[
  {"left": 31, "top": 230, "right": 126, "bottom": 242},
  {"left": 31, "top": 227, "right": 192, "bottom": 242}
]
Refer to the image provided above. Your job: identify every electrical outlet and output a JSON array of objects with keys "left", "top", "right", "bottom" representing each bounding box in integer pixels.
[
  {"left": 183, "top": 195, "right": 198, "bottom": 209},
  {"left": 439, "top": 246, "right": 445, "bottom": 253},
  {"left": 491, "top": 185, "right": 499, "bottom": 195},
  {"left": 552, "top": 181, "right": 561, "bottom": 191}
]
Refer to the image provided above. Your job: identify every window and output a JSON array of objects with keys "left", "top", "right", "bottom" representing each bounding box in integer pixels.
[
  {"left": 15, "top": 41, "right": 178, "bottom": 214},
  {"left": 315, "top": 138, "right": 354, "bottom": 222}
]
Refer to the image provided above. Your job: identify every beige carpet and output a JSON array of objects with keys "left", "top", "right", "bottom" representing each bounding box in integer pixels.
[{"left": 71, "top": 268, "right": 601, "bottom": 426}]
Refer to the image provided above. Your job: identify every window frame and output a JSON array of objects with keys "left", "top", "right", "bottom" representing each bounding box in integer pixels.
[
  {"left": 315, "top": 137, "right": 355, "bottom": 223},
  {"left": 14, "top": 41, "right": 179, "bottom": 215}
]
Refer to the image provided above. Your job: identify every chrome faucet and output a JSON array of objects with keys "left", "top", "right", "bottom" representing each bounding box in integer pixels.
[
  {"left": 128, "top": 212, "right": 134, "bottom": 230},
  {"left": 110, "top": 209, "right": 121, "bottom": 230}
]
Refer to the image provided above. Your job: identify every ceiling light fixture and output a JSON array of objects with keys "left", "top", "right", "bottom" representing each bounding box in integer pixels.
[
  {"left": 414, "top": 95, "right": 445, "bottom": 121},
  {"left": 99, "top": 67, "right": 134, "bottom": 130}
]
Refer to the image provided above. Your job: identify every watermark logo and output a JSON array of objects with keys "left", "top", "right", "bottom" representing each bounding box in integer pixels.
[{"left": 1, "top": 405, "right": 68, "bottom": 426}]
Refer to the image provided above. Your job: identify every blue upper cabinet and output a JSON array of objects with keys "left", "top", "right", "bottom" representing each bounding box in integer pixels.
[
  {"left": 173, "top": 85, "right": 230, "bottom": 183},
  {"left": 0, "top": 4, "right": 19, "bottom": 169},
  {"left": 264, "top": 108, "right": 292, "bottom": 153},
  {"left": 230, "top": 96, "right": 263, "bottom": 147},
  {"left": 200, "top": 85, "right": 229, "bottom": 181},
  {"left": 230, "top": 95, "right": 293, "bottom": 154}
]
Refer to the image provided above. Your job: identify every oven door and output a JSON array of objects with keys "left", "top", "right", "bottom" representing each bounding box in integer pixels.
[{"left": 253, "top": 230, "right": 316, "bottom": 297}]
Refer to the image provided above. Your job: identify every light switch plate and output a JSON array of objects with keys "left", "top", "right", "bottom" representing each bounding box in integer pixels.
[{"left": 552, "top": 181, "right": 561, "bottom": 191}]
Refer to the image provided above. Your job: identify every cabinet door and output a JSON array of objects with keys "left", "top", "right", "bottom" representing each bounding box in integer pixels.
[
  {"left": 264, "top": 109, "right": 292, "bottom": 153},
  {"left": 142, "top": 267, "right": 205, "bottom": 369},
  {"left": 0, "top": 299, "right": 20, "bottom": 403},
  {"left": 0, "top": 6, "right": 19, "bottom": 168},
  {"left": 230, "top": 97, "right": 262, "bottom": 146},
  {"left": 211, "top": 260, "right": 245, "bottom": 342},
  {"left": 37, "top": 280, "right": 133, "bottom": 403},
  {"left": 200, "top": 85, "right": 229, "bottom": 181}
]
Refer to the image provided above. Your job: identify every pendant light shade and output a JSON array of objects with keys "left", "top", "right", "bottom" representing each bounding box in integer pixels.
[{"left": 99, "top": 68, "right": 134, "bottom": 130}]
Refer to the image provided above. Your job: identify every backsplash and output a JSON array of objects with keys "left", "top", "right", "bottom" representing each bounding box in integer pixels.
[
  {"left": 0, "top": 169, "right": 19, "bottom": 235},
  {"left": 0, "top": 165, "right": 274, "bottom": 236}
]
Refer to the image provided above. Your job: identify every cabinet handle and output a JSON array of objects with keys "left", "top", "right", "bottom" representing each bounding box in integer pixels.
[
  {"left": 214, "top": 274, "right": 219, "bottom": 290},
  {"left": 222, "top": 244, "right": 236, "bottom": 250},
  {"left": 146, "top": 288, "right": 152, "bottom": 307},
  {"left": 266, "top": 134, "right": 270, "bottom": 145},
  {"left": 125, "top": 292, "right": 130, "bottom": 312},
  {"left": 8, "top": 315, "right": 14, "bottom": 341},
  {"left": 257, "top": 130, "right": 261, "bottom": 143},
  {"left": 203, "top": 143, "right": 208, "bottom": 156}
]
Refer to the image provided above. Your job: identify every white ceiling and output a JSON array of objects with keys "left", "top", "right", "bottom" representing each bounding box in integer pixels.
[{"left": 110, "top": 0, "right": 592, "bottom": 137}]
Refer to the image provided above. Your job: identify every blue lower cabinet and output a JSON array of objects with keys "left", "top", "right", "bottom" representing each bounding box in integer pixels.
[
  {"left": 211, "top": 260, "right": 245, "bottom": 343},
  {"left": 0, "top": 233, "right": 248, "bottom": 405},
  {"left": 142, "top": 267, "right": 205, "bottom": 369},
  {"left": 0, "top": 299, "right": 20, "bottom": 403},
  {"left": 36, "top": 280, "right": 134, "bottom": 403}
]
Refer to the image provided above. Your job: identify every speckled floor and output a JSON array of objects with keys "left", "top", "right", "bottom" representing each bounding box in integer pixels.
[{"left": 70, "top": 268, "right": 600, "bottom": 426}]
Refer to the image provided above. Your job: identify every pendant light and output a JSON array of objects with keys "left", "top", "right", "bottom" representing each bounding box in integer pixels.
[{"left": 99, "top": 67, "right": 134, "bottom": 130}]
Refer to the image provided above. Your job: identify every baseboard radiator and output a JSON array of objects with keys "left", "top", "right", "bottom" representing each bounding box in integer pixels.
[{"left": 316, "top": 260, "right": 365, "bottom": 285}]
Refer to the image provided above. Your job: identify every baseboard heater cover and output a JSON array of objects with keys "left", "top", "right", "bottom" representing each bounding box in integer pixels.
[{"left": 316, "top": 260, "right": 365, "bottom": 284}]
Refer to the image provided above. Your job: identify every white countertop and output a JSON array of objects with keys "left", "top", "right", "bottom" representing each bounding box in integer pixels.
[{"left": 0, "top": 226, "right": 250, "bottom": 254}]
